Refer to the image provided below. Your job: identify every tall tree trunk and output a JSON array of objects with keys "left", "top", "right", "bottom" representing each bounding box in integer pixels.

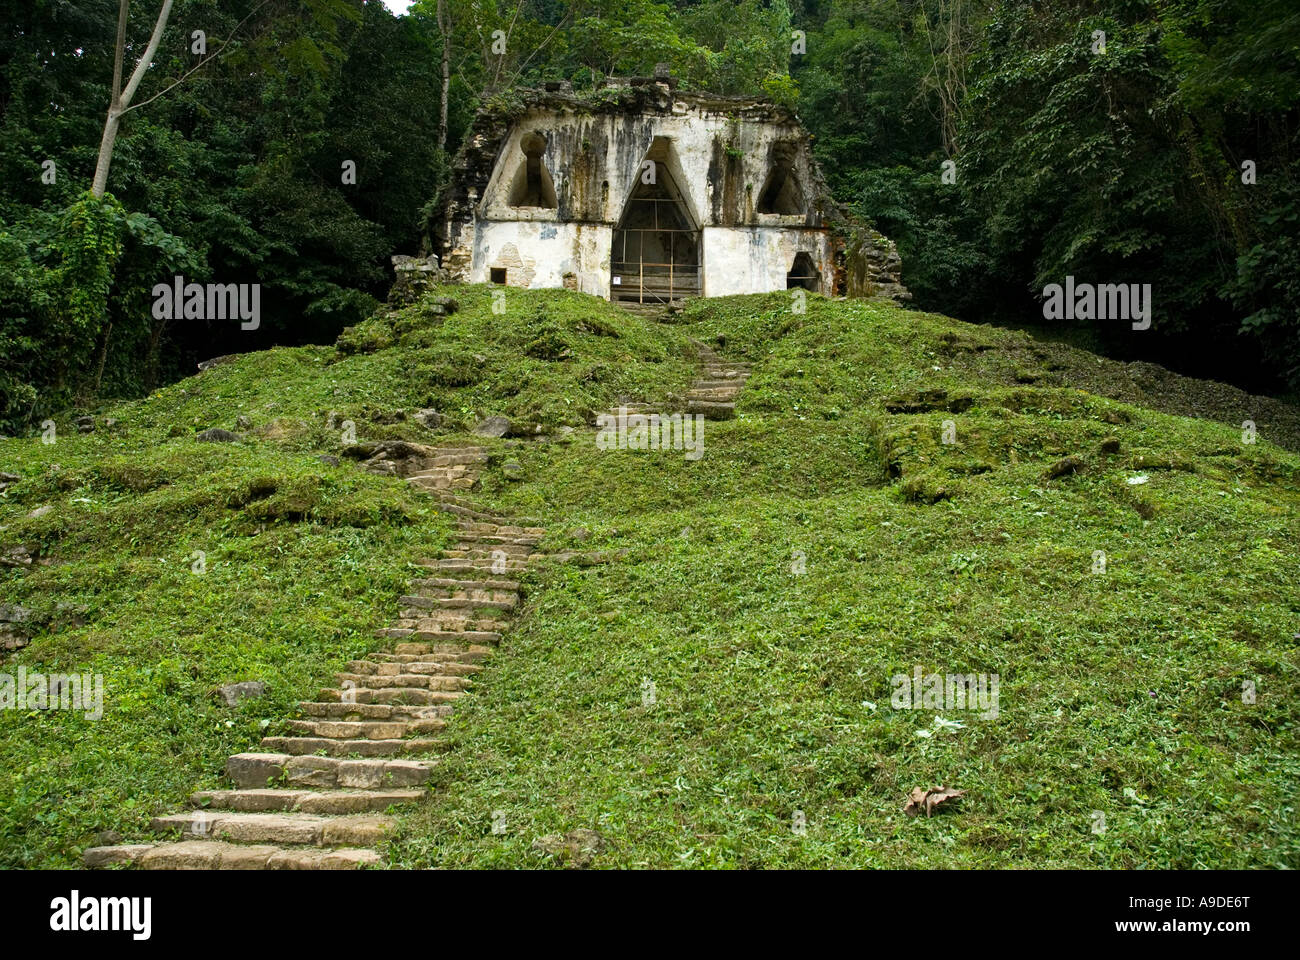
[
  {"left": 91, "top": 0, "right": 175, "bottom": 198},
  {"left": 437, "top": 0, "right": 450, "bottom": 151},
  {"left": 91, "top": 321, "right": 113, "bottom": 398},
  {"left": 91, "top": 110, "right": 123, "bottom": 198}
]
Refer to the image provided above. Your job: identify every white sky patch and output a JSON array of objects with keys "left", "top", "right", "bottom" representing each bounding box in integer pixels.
[{"left": 380, "top": 0, "right": 416, "bottom": 14}]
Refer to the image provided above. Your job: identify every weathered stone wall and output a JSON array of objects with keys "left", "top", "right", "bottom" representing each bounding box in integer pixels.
[
  {"left": 701, "top": 227, "right": 834, "bottom": 297},
  {"left": 840, "top": 228, "right": 910, "bottom": 302},
  {"left": 438, "top": 83, "right": 908, "bottom": 303}
]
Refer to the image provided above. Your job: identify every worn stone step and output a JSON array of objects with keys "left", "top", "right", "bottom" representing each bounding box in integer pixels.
[
  {"left": 410, "top": 574, "right": 522, "bottom": 590},
  {"left": 427, "top": 497, "right": 545, "bottom": 526},
  {"left": 259, "top": 735, "right": 445, "bottom": 757},
  {"left": 399, "top": 594, "right": 517, "bottom": 611},
  {"left": 692, "top": 377, "right": 750, "bottom": 388},
  {"left": 83, "top": 844, "right": 158, "bottom": 867},
  {"left": 318, "top": 685, "right": 464, "bottom": 705},
  {"left": 410, "top": 476, "right": 477, "bottom": 491},
  {"left": 335, "top": 671, "right": 470, "bottom": 691},
  {"left": 395, "top": 628, "right": 503, "bottom": 646},
  {"left": 430, "top": 501, "right": 494, "bottom": 521},
  {"left": 85, "top": 840, "right": 383, "bottom": 870},
  {"left": 687, "top": 399, "right": 737, "bottom": 420},
  {"left": 226, "top": 752, "right": 436, "bottom": 789},
  {"left": 346, "top": 660, "right": 480, "bottom": 677},
  {"left": 395, "top": 615, "right": 505, "bottom": 634},
  {"left": 151, "top": 811, "right": 392, "bottom": 847},
  {"left": 446, "top": 541, "right": 535, "bottom": 555},
  {"left": 443, "top": 548, "right": 535, "bottom": 562},
  {"left": 426, "top": 558, "right": 528, "bottom": 573},
  {"left": 191, "top": 787, "right": 424, "bottom": 814},
  {"left": 425, "top": 451, "right": 490, "bottom": 466},
  {"left": 454, "top": 523, "right": 545, "bottom": 537},
  {"left": 288, "top": 717, "right": 447, "bottom": 738},
  {"left": 297, "top": 701, "right": 454, "bottom": 720},
  {"left": 687, "top": 386, "right": 743, "bottom": 399},
  {"left": 452, "top": 531, "right": 540, "bottom": 545},
  {"left": 412, "top": 460, "right": 472, "bottom": 474},
  {"left": 450, "top": 538, "right": 536, "bottom": 552},
  {"left": 370, "top": 647, "right": 492, "bottom": 663}
]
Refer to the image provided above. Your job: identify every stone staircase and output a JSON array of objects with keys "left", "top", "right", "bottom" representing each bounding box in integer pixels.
[
  {"left": 83, "top": 444, "right": 543, "bottom": 870},
  {"left": 593, "top": 337, "right": 751, "bottom": 428},
  {"left": 80, "top": 322, "right": 753, "bottom": 870},
  {"left": 687, "top": 340, "right": 750, "bottom": 420}
]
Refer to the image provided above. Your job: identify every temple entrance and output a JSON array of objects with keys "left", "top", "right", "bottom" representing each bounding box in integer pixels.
[
  {"left": 611, "top": 144, "right": 700, "bottom": 303},
  {"left": 786, "top": 252, "right": 820, "bottom": 292}
]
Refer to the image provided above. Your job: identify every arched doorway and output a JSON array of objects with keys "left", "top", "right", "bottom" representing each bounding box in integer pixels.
[
  {"left": 786, "top": 252, "right": 819, "bottom": 292},
  {"left": 611, "top": 142, "right": 699, "bottom": 303}
]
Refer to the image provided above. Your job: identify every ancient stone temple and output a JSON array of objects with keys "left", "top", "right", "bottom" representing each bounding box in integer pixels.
[{"left": 436, "top": 72, "right": 908, "bottom": 304}]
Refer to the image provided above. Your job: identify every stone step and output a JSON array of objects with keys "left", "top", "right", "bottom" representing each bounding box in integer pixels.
[
  {"left": 443, "top": 547, "right": 534, "bottom": 561},
  {"left": 454, "top": 523, "right": 545, "bottom": 537},
  {"left": 288, "top": 717, "right": 447, "bottom": 738},
  {"left": 687, "top": 387, "right": 743, "bottom": 400},
  {"left": 452, "top": 531, "right": 540, "bottom": 545},
  {"left": 410, "top": 462, "right": 473, "bottom": 477},
  {"left": 447, "top": 539, "right": 536, "bottom": 553},
  {"left": 393, "top": 639, "right": 500, "bottom": 655},
  {"left": 192, "top": 788, "right": 423, "bottom": 814},
  {"left": 425, "top": 558, "right": 528, "bottom": 573},
  {"left": 424, "top": 451, "right": 490, "bottom": 466},
  {"left": 691, "top": 377, "right": 750, "bottom": 388},
  {"left": 410, "top": 475, "right": 477, "bottom": 491},
  {"left": 150, "top": 811, "right": 391, "bottom": 847},
  {"left": 399, "top": 594, "right": 517, "bottom": 611},
  {"left": 297, "top": 701, "right": 454, "bottom": 720},
  {"left": 687, "top": 399, "right": 737, "bottom": 420},
  {"left": 84, "top": 840, "right": 381, "bottom": 870},
  {"left": 701, "top": 370, "right": 749, "bottom": 380},
  {"left": 345, "top": 660, "right": 481, "bottom": 678},
  {"left": 259, "top": 735, "right": 443, "bottom": 757},
  {"left": 429, "top": 498, "right": 544, "bottom": 527},
  {"left": 317, "top": 685, "right": 465, "bottom": 705},
  {"left": 226, "top": 752, "right": 436, "bottom": 789},
  {"left": 335, "top": 672, "right": 470, "bottom": 691},
  {"left": 370, "top": 647, "right": 492, "bottom": 663},
  {"left": 430, "top": 501, "right": 496, "bottom": 522},
  {"left": 394, "top": 631, "right": 502, "bottom": 648},
  {"left": 394, "top": 616, "right": 505, "bottom": 634},
  {"left": 412, "top": 574, "right": 521, "bottom": 589}
]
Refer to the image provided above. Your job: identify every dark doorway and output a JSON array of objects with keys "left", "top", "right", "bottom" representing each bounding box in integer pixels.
[
  {"left": 786, "top": 252, "right": 819, "bottom": 292},
  {"left": 611, "top": 142, "right": 700, "bottom": 303}
]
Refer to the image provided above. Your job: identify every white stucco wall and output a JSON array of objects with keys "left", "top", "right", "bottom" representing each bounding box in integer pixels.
[
  {"left": 701, "top": 227, "right": 833, "bottom": 297},
  {"left": 469, "top": 221, "right": 612, "bottom": 296},
  {"left": 478, "top": 106, "right": 815, "bottom": 230}
]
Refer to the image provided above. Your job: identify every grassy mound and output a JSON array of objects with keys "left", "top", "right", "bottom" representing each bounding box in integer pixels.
[{"left": 2, "top": 288, "right": 1297, "bottom": 868}]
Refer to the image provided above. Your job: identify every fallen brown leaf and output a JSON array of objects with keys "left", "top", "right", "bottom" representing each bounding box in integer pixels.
[{"left": 904, "top": 785, "right": 966, "bottom": 817}]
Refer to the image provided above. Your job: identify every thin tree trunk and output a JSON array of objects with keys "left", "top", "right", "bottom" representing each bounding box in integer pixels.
[
  {"left": 92, "top": 321, "right": 113, "bottom": 397},
  {"left": 91, "top": 0, "right": 175, "bottom": 198},
  {"left": 438, "top": 0, "right": 450, "bottom": 151},
  {"left": 91, "top": 111, "right": 122, "bottom": 198}
]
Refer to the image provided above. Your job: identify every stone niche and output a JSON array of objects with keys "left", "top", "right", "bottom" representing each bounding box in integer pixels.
[{"left": 436, "top": 76, "right": 909, "bottom": 305}]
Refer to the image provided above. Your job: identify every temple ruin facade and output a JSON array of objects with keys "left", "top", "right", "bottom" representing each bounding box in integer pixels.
[{"left": 436, "top": 75, "right": 907, "bottom": 305}]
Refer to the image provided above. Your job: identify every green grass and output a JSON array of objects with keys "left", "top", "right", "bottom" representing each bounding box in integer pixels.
[{"left": 3, "top": 288, "right": 1297, "bottom": 868}]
